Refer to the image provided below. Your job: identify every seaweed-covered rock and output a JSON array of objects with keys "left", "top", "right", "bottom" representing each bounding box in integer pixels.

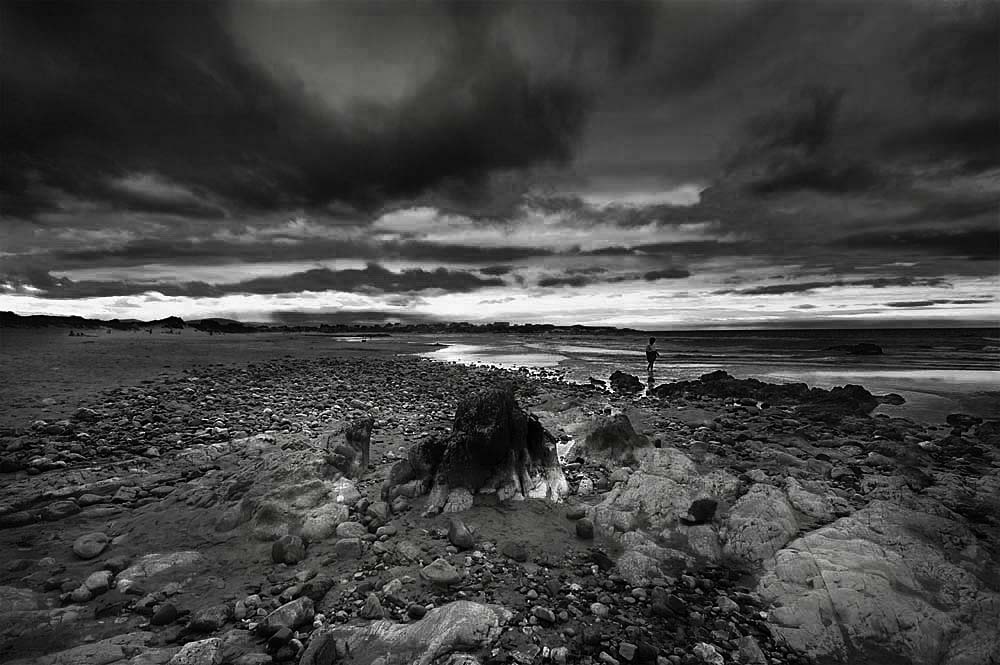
[
  {"left": 609, "top": 371, "right": 643, "bottom": 394},
  {"left": 652, "top": 371, "right": 878, "bottom": 421},
  {"left": 383, "top": 385, "right": 568, "bottom": 515}
]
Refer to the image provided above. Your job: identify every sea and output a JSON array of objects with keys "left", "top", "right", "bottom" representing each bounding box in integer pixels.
[{"left": 416, "top": 328, "right": 1000, "bottom": 424}]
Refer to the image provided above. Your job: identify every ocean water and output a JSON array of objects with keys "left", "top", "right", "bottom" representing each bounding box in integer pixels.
[{"left": 418, "top": 328, "right": 1000, "bottom": 424}]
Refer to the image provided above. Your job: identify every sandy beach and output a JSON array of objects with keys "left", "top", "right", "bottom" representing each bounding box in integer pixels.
[{"left": 0, "top": 331, "right": 998, "bottom": 665}]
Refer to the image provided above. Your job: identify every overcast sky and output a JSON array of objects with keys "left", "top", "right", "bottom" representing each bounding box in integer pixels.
[{"left": 1, "top": 0, "right": 997, "bottom": 328}]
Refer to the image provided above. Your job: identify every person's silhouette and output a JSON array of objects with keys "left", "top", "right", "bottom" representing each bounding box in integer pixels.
[{"left": 645, "top": 337, "right": 659, "bottom": 373}]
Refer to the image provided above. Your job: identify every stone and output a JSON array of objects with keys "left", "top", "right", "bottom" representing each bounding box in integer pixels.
[
  {"left": 735, "top": 636, "right": 767, "bottom": 664},
  {"left": 271, "top": 535, "right": 306, "bottom": 565},
  {"left": 715, "top": 596, "right": 739, "bottom": 614},
  {"left": 692, "top": 642, "right": 723, "bottom": 665},
  {"left": 334, "top": 537, "right": 364, "bottom": 559},
  {"left": 448, "top": 518, "right": 475, "bottom": 550},
  {"left": 267, "top": 626, "right": 293, "bottom": 651},
  {"left": 420, "top": 558, "right": 462, "bottom": 586},
  {"left": 335, "top": 521, "right": 368, "bottom": 539},
  {"left": 190, "top": 604, "right": 231, "bottom": 632},
  {"left": 258, "top": 597, "right": 315, "bottom": 634},
  {"left": 83, "top": 569, "right": 113, "bottom": 594},
  {"left": 575, "top": 518, "right": 594, "bottom": 540},
  {"left": 565, "top": 504, "right": 587, "bottom": 520},
  {"left": 618, "top": 642, "right": 637, "bottom": 662},
  {"left": 360, "top": 593, "right": 384, "bottom": 619},
  {"left": 168, "top": 638, "right": 223, "bottom": 665},
  {"left": 41, "top": 500, "right": 81, "bottom": 521},
  {"left": 300, "top": 601, "right": 511, "bottom": 665},
  {"left": 500, "top": 540, "right": 528, "bottom": 562},
  {"left": 301, "top": 503, "right": 350, "bottom": 541},
  {"left": 407, "top": 603, "right": 427, "bottom": 620},
  {"left": 151, "top": 603, "right": 179, "bottom": 626},
  {"left": 532, "top": 606, "right": 556, "bottom": 623},
  {"left": 73, "top": 532, "right": 109, "bottom": 560}
]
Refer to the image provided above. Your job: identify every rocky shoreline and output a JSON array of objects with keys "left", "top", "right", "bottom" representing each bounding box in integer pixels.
[{"left": 1, "top": 355, "right": 997, "bottom": 665}]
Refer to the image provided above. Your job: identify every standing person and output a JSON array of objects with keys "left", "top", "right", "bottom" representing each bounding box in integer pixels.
[{"left": 645, "top": 337, "right": 659, "bottom": 373}]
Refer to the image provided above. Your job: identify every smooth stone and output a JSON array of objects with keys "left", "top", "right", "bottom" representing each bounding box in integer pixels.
[
  {"left": 447, "top": 518, "right": 475, "bottom": 550},
  {"left": 151, "top": 603, "right": 179, "bottom": 626},
  {"left": 73, "top": 532, "right": 109, "bottom": 560}
]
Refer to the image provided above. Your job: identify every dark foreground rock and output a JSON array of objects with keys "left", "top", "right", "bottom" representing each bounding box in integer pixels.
[{"left": 609, "top": 371, "right": 644, "bottom": 394}]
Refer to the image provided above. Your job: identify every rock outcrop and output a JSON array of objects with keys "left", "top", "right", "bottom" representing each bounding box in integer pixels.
[
  {"left": 300, "top": 601, "right": 511, "bottom": 665},
  {"left": 758, "top": 490, "right": 1000, "bottom": 665},
  {"left": 383, "top": 385, "right": 568, "bottom": 515}
]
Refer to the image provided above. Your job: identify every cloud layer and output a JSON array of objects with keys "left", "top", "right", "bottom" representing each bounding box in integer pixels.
[{"left": 1, "top": 0, "right": 997, "bottom": 327}]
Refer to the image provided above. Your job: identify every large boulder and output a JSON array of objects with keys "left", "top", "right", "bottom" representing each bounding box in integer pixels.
[
  {"left": 300, "top": 601, "right": 511, "bottom": 665},
  {"left": 758, "top": 491, "right": 1000, "bottom": 665},
  {"left": 383, "top": 385, "right": 568, "bottom": 515}
]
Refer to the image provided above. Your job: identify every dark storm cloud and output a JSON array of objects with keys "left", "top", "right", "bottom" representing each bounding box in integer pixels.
[
  {"left": 723, "top": 3, "right": 998, "bottom": 196},
  {"left": 718, "top": 276, "right": 950, "bottom": 296},
  {"left": 45, "top": 236, "right": 552, "bottom": 269},
  {"left": 642, "top": 268, "right": 691, "bottom": 281},
  {"left": 0, "top": 0, "right": 596, "bottom": 217},
  {"left": 888, "top": 6, "right": 1000, "bottom": 169},
  {"left": 537, "top": 275, "right": 592, "bottom": 288},
  {"left": 0, "top": 263, "right": 502, "bottom": 299},
  {"left": 838, "top": 228, "right": 1000, "bottom": 260},
  {"left": 271, "top": 310, "right": 436, "bottom": 326},
  {"left": 235, "top": 264, "right": 502, "bottom": 295},
  {"left": 536, "top": 266, "right": 689, "bottom": 288},
  {"left": 728, "top": 86, "right": 881, "bottom": 195},
  {"left": 480, "top": 266, "right": 514, "bottom": 276}
]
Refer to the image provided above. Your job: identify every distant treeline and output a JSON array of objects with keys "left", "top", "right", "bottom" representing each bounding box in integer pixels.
[{"left": 0, "top": 311, "right": 639, "bottom": 336}]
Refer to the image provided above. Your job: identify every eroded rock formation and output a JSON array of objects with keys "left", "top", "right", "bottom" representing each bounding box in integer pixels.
[{"left": 383, "top": 384, "right": 568, "bottom": 515}]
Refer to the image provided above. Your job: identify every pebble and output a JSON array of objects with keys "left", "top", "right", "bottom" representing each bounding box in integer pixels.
[{"left": 420, "top": 558, "right": 462, "bottom": 586}]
